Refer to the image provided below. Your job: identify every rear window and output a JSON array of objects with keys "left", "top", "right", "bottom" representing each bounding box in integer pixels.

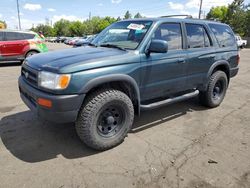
[
  {"left": 209, "top": 24, "right": 236, "bottom": 48},
  {"left": 186, "top": 24, "right": 211, "bottom": 49}
]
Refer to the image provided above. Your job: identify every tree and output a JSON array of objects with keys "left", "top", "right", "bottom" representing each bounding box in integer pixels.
[
  {"left": 69, "top": 21, "right": 85, "bottom": 36},
  {"left": 53, "top": 19, "right": 71, "bottom": 36},
  {"left": 226, "top": 0, "right": 247, "bottom": 36},
  {"left": 124, "top": 11, "right": 132, "bottom": 19},
  {"left": 246, "top": 10, "right": 250, "bottom": 37},
  {"left": 206, "top": 6, "right": 228, "bottom": 22},
  {"left": 134, "top": 13, "right": 143, "bottom": 18},
  {"left": 206, "top": 0, "right": 250, "bottom": 37},
  {"left": 31, "top": 24, "right": 55, "bottom": 37}
]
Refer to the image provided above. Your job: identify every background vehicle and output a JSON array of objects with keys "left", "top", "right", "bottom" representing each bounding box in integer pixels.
[
  {"left": 19, "top": 18, "right": 239, "bottom": 151},
  {"left": 235, "top": 35, "right": 247, "bottom": 48},
  {"left": 0, "top": 30, "right": 48, "bottom": 62},
  {"left": 67, "top": 37, "right": 81, "bottom": 45},
  {"left": 73, "top": 35, "right": 96, "bottom": 47}
]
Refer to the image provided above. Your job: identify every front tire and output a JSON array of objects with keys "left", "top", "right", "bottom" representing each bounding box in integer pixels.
[
  {"left": 76, "top": 89, "right": 134, "bottom": 150},
  {"left": 199, "top": 71, "right": 228, "bottom": 108},
  {"left": 25, "top": 51, "right": 38, "bottom": 58}
]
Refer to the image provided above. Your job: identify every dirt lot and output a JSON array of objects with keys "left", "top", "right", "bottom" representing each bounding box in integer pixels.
[{"left": 0, "top": 45, "right": 249, "bottom": 188}]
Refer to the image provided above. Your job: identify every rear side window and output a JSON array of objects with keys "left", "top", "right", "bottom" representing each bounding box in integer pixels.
[
  {"left": 152, "top": 23, "right": 182, "bottom": 50},
  {"left": 186, "top": 24, "right": 211, "bottom": 49},
  {"left": 22, "top": 33, "right": 35, "bottom": 40},
  {"left": 5, "top": 32, "right": 23, "bottom": 41},
  {"left": 209, "top": 24, "right": 236, "bottom": 47},
  {"left": 0, "top": 32, "right": 4, "bottom": 41}
]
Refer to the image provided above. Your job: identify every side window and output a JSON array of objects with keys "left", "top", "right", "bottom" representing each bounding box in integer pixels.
[
  {"left": 152, "top": 23, "right": 182, "bottom": 50},
  {"left": 0, "top": 32, "right": 4, "bottom": 41},
  {"left": 186, "top": 24, "right": 211, "bottom": 49},
  {"left": 5, "top": 32, "right": 21, "bottom": 41},
  {"left": 22, "top": 33, "right": 35, "bottom": 40},
  {"left": 209, "top": 24, "right": 236, "bottom": 47}
]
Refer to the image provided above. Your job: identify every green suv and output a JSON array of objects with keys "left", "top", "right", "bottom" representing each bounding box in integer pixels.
[{"left": 19, "top": 17, "right": 239, "bottom": 150}]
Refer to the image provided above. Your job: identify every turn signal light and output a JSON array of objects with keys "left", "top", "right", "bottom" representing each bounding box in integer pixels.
[
  {"left": 37, "top": 98, "right": 52, "bottom": 108},
  {"left": 59, "top": 75, "right": 71, "bottom": 89}
]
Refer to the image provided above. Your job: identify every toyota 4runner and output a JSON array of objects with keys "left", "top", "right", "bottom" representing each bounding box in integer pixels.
[{"left": 19, "top": 17, "right": 239, "bottom": 150}]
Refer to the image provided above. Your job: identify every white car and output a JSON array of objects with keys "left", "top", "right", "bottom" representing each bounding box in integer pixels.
[{"left": 235, "top": 35, "right": 247, "bottom": 48}]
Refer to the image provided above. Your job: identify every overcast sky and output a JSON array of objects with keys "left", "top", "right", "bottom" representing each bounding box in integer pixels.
[{"left": 1, "top": 0, "right": 249, "bottom": 29}]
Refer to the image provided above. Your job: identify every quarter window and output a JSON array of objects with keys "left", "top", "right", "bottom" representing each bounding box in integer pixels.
[
  {"left": 209, "top": 24, "right": 236, "bottom": 48},
  {"left": 186, "top": 24, "right": 211, "bottom": 48},
  {"left": 152, "top": 23, "right": 182, "bottom": 50}
]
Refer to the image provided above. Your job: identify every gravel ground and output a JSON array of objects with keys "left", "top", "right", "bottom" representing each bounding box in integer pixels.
[{"left": 0, "top": 45, "right": 249, "bottom": 188}]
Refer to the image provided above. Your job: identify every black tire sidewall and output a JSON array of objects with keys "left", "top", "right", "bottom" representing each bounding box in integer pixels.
[
  {"left": 76, "top": 89, "right": 134, "bottom": 150},
  {"left": 91, "top": 98, "right": 133, "bottom": 145},
  {"left": 207, "top": 71, "right": 228, "bottom": 107}
]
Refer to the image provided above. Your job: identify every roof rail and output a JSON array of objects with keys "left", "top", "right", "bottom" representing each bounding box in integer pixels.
[{"left": 160, "top": 15, "right": 193, "bottom": 19}]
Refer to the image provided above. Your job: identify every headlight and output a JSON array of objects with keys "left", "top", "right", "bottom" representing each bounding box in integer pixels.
[{"left": 38, "top": 71, "right": 71, "bottom": 90}]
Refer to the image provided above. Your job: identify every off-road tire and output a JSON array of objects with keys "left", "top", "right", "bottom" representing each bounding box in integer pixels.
[
  {"left": 199, "top": 71, "right": 228, "bottom": 108},
  {"left": 76, "top": 89, "right": 134, "bottom": 150}
]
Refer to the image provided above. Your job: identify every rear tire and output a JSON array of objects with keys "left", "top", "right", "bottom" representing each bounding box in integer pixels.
[
  {"left": 199, "top": 71, "right": 228, "bottom": 108},
  {"left": 76, "top": 89, "right": 134, "bottom": 151}
]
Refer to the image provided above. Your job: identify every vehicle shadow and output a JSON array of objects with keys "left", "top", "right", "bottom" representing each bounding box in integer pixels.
[
  {"left": 0, "top": 98, "right": 207, "bottom": 163},
  {"left": 0, "top": 61, "right": 22, "bottom": 67}
]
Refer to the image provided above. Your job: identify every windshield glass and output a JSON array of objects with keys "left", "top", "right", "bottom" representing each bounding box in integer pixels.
[{"left": 92, "top": 20, "right": 153, "bottom": 50}]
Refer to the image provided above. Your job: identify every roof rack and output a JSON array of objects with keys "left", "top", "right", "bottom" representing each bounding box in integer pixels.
[{"left": 160, "top": 15, "right": 193, "bottom": 19}]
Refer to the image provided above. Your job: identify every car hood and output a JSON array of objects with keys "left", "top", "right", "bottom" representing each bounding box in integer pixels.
[{"left": 25, "top": 46, "right": 132, "bottom": 73}]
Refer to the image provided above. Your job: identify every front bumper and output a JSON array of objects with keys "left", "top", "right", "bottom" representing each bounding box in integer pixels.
[{"left": 18, "top": 76, "right": 85, "bottom": 123}]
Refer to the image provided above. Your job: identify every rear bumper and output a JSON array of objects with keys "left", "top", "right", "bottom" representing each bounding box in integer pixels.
[
  {"left": 18, "top": 76, "right": 85, "bottom": 123},
  {"left": 230, "top": 67, "right": 239, "bottom": 78}
]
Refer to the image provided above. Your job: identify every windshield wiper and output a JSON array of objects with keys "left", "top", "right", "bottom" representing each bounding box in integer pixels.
[{"left": 100, "top": 44, "right": 126, "bottom": 51}]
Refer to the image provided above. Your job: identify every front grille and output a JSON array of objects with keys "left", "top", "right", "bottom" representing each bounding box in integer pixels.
[{"left": 21, "top": 66, "right": 38, "bottom": 86}]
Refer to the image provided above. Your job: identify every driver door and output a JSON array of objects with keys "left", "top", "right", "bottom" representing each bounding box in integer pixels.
[{"left": 140, "top": 23, "right": 188, "bottom": 102}]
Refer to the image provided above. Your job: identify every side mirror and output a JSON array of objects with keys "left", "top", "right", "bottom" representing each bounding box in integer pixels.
[{"left": 146, "top": 39, "right": 168, "bottom": 55}]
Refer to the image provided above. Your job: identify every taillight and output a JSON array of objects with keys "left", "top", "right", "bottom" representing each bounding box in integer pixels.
[{"left": 237, "top": 54, "right": 240, "bottom": 64}]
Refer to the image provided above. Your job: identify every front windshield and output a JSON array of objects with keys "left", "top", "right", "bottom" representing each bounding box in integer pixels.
[{"left": 92, "top": 20, "right": 153, "bottom": 50}]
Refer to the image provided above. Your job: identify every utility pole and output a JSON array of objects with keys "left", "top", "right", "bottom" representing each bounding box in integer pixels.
[
  {"left": 16, "top": 0, "right": 21, "bottom": 30},
  {"left": 198, "top": 0, "right": 203, "bottom": 19}
]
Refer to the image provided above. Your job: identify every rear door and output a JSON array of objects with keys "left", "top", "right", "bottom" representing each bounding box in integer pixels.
[
  {"left": 184, "top": 23, "right": 215, "bottom": 89},
  {"left": 1, "top": 31, "right": 27, "bottom": 59}
]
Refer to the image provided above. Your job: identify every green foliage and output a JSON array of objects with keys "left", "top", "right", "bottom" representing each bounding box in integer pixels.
[
  {"left": 206, "top": 0, "right": 250, "bottom": 37},
  {"left": 134, "top": 13, "right": 143, "bottom": 18},
  {"left": 31, "top": 24, "right": 55, "bottom": 36},
  {"left": 30, "top": 11, "right": 143, "bottom": 37},
  {"left": 124, "top": 11, "right": 132, "bottom": 19},
  {"left": 206, "top": 6, "right": 228, "bottom": 22}
]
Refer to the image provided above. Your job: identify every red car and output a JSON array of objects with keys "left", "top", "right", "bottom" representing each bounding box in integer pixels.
[{"left": 0, "top": 30, "right": 48, "bottom": 62}]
